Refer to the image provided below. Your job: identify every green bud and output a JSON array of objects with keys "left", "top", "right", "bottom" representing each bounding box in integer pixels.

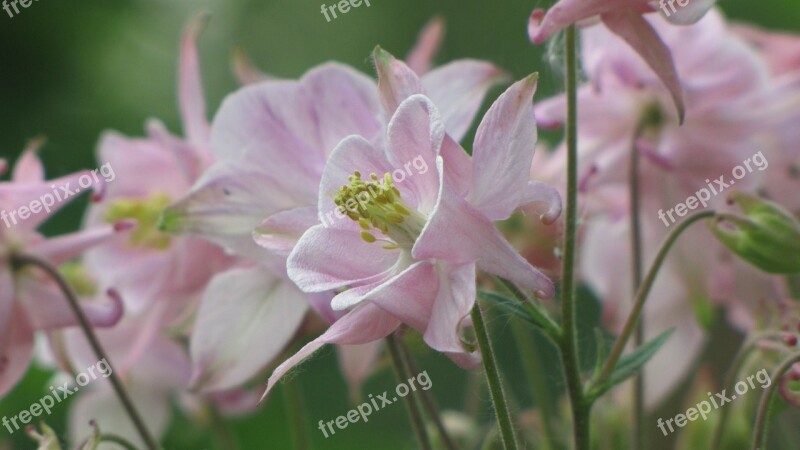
[{"left": 709, "top": 192, "right": 800, "bottom": 274}]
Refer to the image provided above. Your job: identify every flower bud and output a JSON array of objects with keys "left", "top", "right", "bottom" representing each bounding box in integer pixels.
[
  {"left": 708, "top": 192, "right": 800, "bottom": 274},
  {"left": 781, "top": 332, "right": 798, "bottom": 347}
]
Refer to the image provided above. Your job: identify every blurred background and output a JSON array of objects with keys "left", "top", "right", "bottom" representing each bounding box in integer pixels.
[{"left": 1, "top": 0, "right": 798, "bottom": 448}]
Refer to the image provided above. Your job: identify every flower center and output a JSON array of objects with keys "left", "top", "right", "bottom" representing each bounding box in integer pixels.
[
  {"left": 105, "top": 192, "right": 172, "bottom": 250},
  {"left": 334, "top": 171, "right": 425, "bottom": 249}
]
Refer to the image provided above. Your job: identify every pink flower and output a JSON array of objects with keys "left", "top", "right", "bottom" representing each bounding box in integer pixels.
[
  {"left": 264, "top": 56, "right": 561, "bottom": 398},
  {"left": 528, "top": 0, "right": 717, "bottom": 120},
  {"left": 164, "top": 34, "right": 508, "bottom": 393},
  {"left": 84, "top": 16, "right": 234, "bottom": 318},
  {"left": 536, "top": 9, "right": 774, "bottom": 201},
  {"left": 0, "top": 142, "right": 124, "bottom": 397},
  {"left": 534, "top": 10, "right": 781, "bottom": 407}
]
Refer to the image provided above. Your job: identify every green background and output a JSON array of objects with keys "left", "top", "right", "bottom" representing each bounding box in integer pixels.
[{"left": 1, "top": 0, "right": 799, "bottom": 448}]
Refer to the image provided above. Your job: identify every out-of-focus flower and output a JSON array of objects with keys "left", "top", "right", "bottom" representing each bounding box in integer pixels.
[
  {"left": 163, "top": 28, "right": 508, "bottom": 393},
  {"left": 63, "top": 323, "right": 191, "bottom": 450},
  {"left": 265, "top": 61, "right": 560, "bottom": 398},
  {"left": 535, "top": 9, "right": 780, "bottom": 408},
  {"left": 63, "top": 16, "right": 237, "bottom": 444},
  {"left": 0, "top": 143, "right": 124, "bottom": 397},
  {"left": 83, "top": 16, "right": 234, "bottom": 321},
  {"left": 709, "top": 193, "right": 800, "bottom": 274},
  {"left": 528, "top": 0, "right": 717, "bottom": 119}
]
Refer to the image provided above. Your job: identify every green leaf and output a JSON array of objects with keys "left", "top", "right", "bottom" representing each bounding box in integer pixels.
[
  {"left": 592, "top": 328, "right": 614, "bottom": 379},
  {"left": 477, "top": 290, "right": 560, "bottom": 340},
  {"left": 591, "top": 328, "right": 674, "bottom": 399}
]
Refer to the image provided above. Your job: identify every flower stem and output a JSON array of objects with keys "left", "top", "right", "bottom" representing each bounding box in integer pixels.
[
  {"left": 283, "top": 378, "right": 311, "bottom": 450},
  {"left": 396, "top": 336, "right": 460, "bottom": 450},
  {"left": 710, "top": 332, "right": 781, "bottom": 450},
  {"left": 629, "top": 122, "right": 646, "bottom": 450},
  {"left": 99, "top": 434, "right": 141, "bottom": 450},
  {"left": 386, "top": 334, "right": 433, "bottom": 450},
  {"left": 11, "top": 253, "right": 160, "bottom": 450},
  {"left": 752, "top": 351, "right": 800, "bottom": 449},
  {"left": 559, "top": 23, "right": 592, "bottom": 450},
  {"left": 471, "top": 302, "right": 519, "bottom": 450},
  {"left": 592, "top": 210, "right": 715, "bottom": 390},
  {"left": 510, "top": 319, "right": 562, "bottom": 450}
]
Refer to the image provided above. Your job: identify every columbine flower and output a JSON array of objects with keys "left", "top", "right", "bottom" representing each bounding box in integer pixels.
[
  {"left": 264, "top": 63, "right": 560, "bottom": 397},
  {"left": 65, "top": 19, "right": 240, "bottom": 440},
  {"left": 162, "top": 33, "right": 507, "bottom": 393},
  {"left": 528, "top": 0, "right": 717, "bottom": 119},
  {"left": 0, "top": 143, "right": 123, "bottom": 396},
  {"left": 533, "top": 9, "right": 779, "bottom": 408},
  {"left": 83, "top": 15, "right": 234, "bottom": 320}
]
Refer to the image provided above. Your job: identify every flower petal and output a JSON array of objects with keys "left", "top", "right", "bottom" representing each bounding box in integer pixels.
[
  {"left": 405, "top": 16, "right": 445, "bottom": 75},
  {"left": 69, "top": 386, "right": 170, "bottom": 450},
  {"left": 601, "top": 10, "right": 685, "bottom": 123},
  {"left": 178, "top": 14, "right": 211, "bottom": 146},
  {"left": 363, "top": 260, "right": 438, "bottom": 331},
  {"left": 422, "top": 60, "right": 509, "bottom": 141},
  {"left": 374, "top": 47, "right": 425, "bottom": 119},
  {"left": 469, "top": 74, "right": 539, "bottom": 220},
  {"left": 301, "top": 63, "right": 383, "bottom": 154},
  {"left": 527, "top": 0, "right": 649, "bottom": 44},
  {"left": 263, "top": 302, "right": 399, "bottom": 399},
  {"left": 0, "top": 304, "right": 34, "bottom": 397},
  {"left": 189, "top": 266, "right": 309, "bottom": 392},
  {"left": 519, "top": 181, "right": 563, "bottom": 225},
  {"left": 253, "top": 207, "right": 319, "bottom": 258},
  {"left": 29, "top": 225, "right": 120, "bottom": 266},
  {"left": 164, "top": 158, "right": 312, "bottom": 260},
  {"left": 17, "top": 277, "right": 123, "bottom": 330},
  {"left": 337, "top": 341, "right": 383, "bottom": 401},
  {"left": 386, "top": 95, "right": 444, "bottom": 214},
  {"left": 12, "top": 138, "right": 45, "bottom": 183},
  {"left": 415, "top": 161, "right": 555, "bottom": 298},
  {"left": 424, "top": 263, "right": 476, "bottom": 354},
  {"left": 287, "top": 225, "right": 397, "bottom": 293}
]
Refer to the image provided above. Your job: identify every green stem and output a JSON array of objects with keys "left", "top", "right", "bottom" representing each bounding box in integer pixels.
[
  {"left": 710, "top": 332, "right": 781, "bottom": 450},
  {"left": 752, "top": 351, "right": 800, "bottom": 449},
  {"left": 471, "top": 303, "right": 519, "bottom": 450},
  {"left": 510, "top": 320, "right": 562, "bottom": 450},
  {"left": 99, "top": 434, "right": 141, "bottom": 450},
  {"left": 386, "top": 334, "right": 433, "bottom": 450},
  {"left": 283, "top": 378, "right": 310, "bottom": 450},
  {"left": 629, "top": 122, "right": 646, "bottom": 450},
  {"left": 559, "top": 24, "right": 592, "bottom": 450},
  {"left": 396, "top": 337, "right": 460, "bottom": 450},
  {"left": 592, "top": 210, "right": 716, "bottom": 390},
  {"left": 11, "top": 253, "right": 160, "bottom": 450}
]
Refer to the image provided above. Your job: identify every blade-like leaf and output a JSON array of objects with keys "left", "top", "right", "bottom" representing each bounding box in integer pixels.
[
  {"left": 591, "top": 328, "right": 675, "bottom": 399},
  {"left": 478, "top": 290, "right": 560, "bottom": 340}
]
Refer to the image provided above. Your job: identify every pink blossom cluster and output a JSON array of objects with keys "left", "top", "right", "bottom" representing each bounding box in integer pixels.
[{"left": 2, "top": 3, "right": 800, "bottom": 448}]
